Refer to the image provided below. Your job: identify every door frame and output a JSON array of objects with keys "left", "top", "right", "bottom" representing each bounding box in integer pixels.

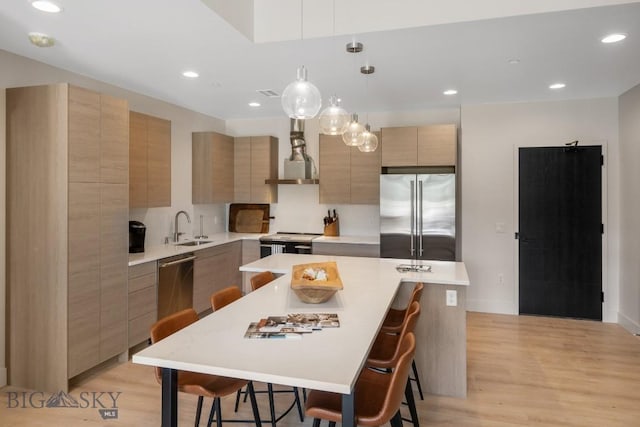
[{"left": 512, "top": 140, "right": 610, "bottom": 321}]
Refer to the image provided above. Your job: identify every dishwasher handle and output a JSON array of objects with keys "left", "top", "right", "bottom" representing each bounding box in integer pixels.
[{"left": 158, "top": 255, "right": 197, "bottom": 268}]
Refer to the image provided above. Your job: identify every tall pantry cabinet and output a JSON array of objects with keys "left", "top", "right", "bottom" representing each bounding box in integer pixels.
[{"left": 6, "top": 84, "right": 129, "bottom": 392}]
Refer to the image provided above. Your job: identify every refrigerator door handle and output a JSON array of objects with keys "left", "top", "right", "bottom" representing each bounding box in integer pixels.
[
  {"left": 418, "top": 180, "right": 424, "bottom": 256},
  {"left": 410, "top": 180, "right": 415, "bottom": 256}
]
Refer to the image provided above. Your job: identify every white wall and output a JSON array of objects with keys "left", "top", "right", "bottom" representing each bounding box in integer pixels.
[
  {"left": 460, "top": 98, "right": 620, "bottom": 322},
  {"left": 225, "top": 108, "right": 460, "bottom": 236},
  {"left": 618, "top": 83, "right": 640, "bottom": 334}
]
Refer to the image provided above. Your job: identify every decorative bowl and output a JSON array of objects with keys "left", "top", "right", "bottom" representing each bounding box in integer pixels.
[{"left": 290, "top": 261, "right": 343, "bottom": 304}]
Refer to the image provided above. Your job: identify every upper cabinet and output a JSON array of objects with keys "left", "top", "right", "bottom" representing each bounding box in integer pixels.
[
  {"left": 234, "top": 136, "right": 278, "bottom": 203},
  {"left": 319, "top": 134, "right": 381, "bottom": 204},
  {"left": 381, "top": 124, "right": 457, "bottom": 167},
  {"left": 192, "top": 131, "right": 234, "bottom": 203},
  {"left": 129, "top": 111, "right": 171, "bottom": 208}
]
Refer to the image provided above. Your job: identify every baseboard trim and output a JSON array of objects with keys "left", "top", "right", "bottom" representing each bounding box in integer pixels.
[
  {"left": 0, "top": 366, "right": 6, "bottom": 387},
  {"left": 467, "top": 299, "right": 516, "bottom": 315},
  {"left": 617, "top": 311, "right": 640, "bottom": 335}
]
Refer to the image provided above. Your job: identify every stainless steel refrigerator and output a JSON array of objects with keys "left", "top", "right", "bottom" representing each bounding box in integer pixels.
[{"left": 380, "top": 169, "right": 456, "bottom": 261}]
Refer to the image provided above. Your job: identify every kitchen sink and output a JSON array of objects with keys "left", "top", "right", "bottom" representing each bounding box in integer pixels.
[{"left": 175, "top": 240, "right": 212, "bottom": 247}]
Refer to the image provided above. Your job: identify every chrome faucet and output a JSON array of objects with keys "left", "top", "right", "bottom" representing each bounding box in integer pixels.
[{"left": 173, "top": 210, "right": 191, "bottom": 242}]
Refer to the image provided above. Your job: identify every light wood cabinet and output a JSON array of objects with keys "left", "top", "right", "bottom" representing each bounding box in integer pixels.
[
  {"left": 312, "top": 241, "right": 380, "bottom": 258},
  {"left": 193, "top": 132, "right": 234, "bottom": 203},
  {"left": 241, "top": 239, "right": 261, "bottom": 293},
  {"left": 319, "top": 134, "right": 381, "bottom": 204},
  {"left": 381, "top": 124, "right": 457, "bottom": 167},
  {"left": 193, "top": 242, "right": 242, "bottom": 314},
  {"left": 129, "top": 111, "right": 171, "bottom": 207},
  {"left": 128, "top": 262, "right": 157, "bottom": 347},
  {"left": 234, "top": 136, "right": 278, "bottom": 203},
  {"left": 7, "top": 84, "right": 129, "bottom": 392}
]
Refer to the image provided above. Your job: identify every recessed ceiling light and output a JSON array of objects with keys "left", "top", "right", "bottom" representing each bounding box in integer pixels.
[
  {"left": 443, "top": 89, "right": 458, "bottom": 95},
  {"left": 508, "top": 58, "right": 521, "bottom": 65},
  {"left": 182, "top": 71, "right": 199, "bottom": 78},
  {"left": 31, "top": 1, "right": 62, "bottom": 13},
  {"left": 549, "top": 83, "right": 566, "bottom": 90},
  {"left": 601, "top": 33, "right": 626, "bottom": 44},
  {"left": 28, "top": 32, "right": 55, "bottom": 47},
  {"left": 248, "top": 102, "right": 261, "bottom": 107}
]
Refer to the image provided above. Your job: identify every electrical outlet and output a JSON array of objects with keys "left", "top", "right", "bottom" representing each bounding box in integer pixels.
[{"left": 446, "top": 290, "right": 457, "bottom": 307}]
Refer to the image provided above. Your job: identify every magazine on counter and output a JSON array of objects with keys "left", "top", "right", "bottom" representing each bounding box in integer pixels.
[{"left": 244, "top": 313, "right": 340, "bottom": 339}]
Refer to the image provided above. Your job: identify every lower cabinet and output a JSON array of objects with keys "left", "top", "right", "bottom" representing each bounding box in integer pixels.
[
  {"left": 193, "top": 242, "right": 242, "bottom": 313},
  {"left": 312, "top": 242, "right": 380, "bottom": 258},
  {"left": 128, "top": 262, "right": 158, "bottom": 347},
  {"left": 241, "top": 239, "right": 261, "bottom": 293}
]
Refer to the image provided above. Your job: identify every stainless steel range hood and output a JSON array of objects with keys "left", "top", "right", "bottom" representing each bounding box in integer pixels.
[{"left": 265, "top": 119, "right": 319, "bottom": 185}]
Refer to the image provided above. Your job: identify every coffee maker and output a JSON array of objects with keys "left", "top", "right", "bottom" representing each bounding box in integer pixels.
[{"left": 129, "top": 221, "right": 146, "bottom": 253}]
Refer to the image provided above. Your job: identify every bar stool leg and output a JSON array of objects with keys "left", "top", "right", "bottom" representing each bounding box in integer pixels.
[
  {"left": 312, "top": 418, "right": 321, "bottom": 427},
  {"left": 404, "top": 378, "right": 420, "bottom": 427},
  {"left": 195, "top": 396, "right": 204, "bottom": 426},
  {"left": 246, "top": 381, "right": 263, "bottom": 427},
  {"left": 390, "top": 410, "right": 403, "bottom": 427},
  {"left": 215, "top": 397, "right": 222, "bottom": 427},
  {"left": 293, "top": 387, "right": 304, "bottom": 421},
  {"left": 206, "top": 398, "right": 217, "bottom": 427},
  {"left": 411, "top": 360, "right": 425, "bottom": 400},
  {"left": 328, "top": 422, "right": 336, "bottom": 427},
  {"left": 267, "top": 383, "right": 277, "bottom": 427},
  {"left": 234, "top": 388, "right": 243, "bottom": 412}
]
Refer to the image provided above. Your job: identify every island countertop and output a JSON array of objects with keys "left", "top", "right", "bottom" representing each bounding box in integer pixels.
[{"left": 240, "top": 253, "right": 470, "bottom": 286}]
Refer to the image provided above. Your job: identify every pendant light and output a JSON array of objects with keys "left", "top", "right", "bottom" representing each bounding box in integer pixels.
[
  {"left": 281, "top": 66, "right": 322, "bottom": 119},
  {"left": 342, "top": 113, "right": 365, "bottom": 146},
  {"left": 281, "top": 1, "right": 322, "bottom": 119},
  {"left": 357, "top": 124, "right": 378, "bottom": 152},
  {"left": 319, "top": 95, "right": 350, "bottom": 135}
]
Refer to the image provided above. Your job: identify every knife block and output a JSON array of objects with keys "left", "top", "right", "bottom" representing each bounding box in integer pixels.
[{"left": 324, "top": 219, "right": 340, "bottom": 236}]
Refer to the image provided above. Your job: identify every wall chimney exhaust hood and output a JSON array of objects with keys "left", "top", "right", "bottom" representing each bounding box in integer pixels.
[{"left": 265, "top": 118, "right": 319, "bottom": 185}]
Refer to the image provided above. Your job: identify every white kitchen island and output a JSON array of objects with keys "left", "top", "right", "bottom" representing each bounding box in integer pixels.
[
  {"left": 241, "top": 253, "right": 470, "bottom": 398},
  {"left": 133, "top": 254, "right": 469, "bottom": 426}
]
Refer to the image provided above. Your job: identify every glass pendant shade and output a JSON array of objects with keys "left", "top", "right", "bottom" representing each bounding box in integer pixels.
[
  {"left": 319, "top": 96, "right": 350, "bottom": 135},
  {"left": 357, "top": 124, "right": 379, "bottom": 152},
  {"left": 342, "top": 114, "right": 365, "bottom": 146},
  {"left": 281, "top": 66, "right": 322, "bottom": 119}
]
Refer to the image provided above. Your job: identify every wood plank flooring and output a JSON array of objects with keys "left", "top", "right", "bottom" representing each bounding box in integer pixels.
[{"left": 1, "top": 312, "right": 639, "bottom": 426}]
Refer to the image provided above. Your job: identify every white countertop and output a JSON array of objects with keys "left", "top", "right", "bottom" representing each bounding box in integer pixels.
[
  {"left": 240, "top": 253, "right": 470, "bottom": 286},
  {"left": 313, "top": 235, "right": 380, "bottom": 245},
  {"left": 129, "top": 233, "right": 380, "bottom": 266},
  {"left": 133, "top": 253, "right": 470, "bottom": 397},
  {"left": 128, "top": 232, "right": 265, "bottom": 266}
]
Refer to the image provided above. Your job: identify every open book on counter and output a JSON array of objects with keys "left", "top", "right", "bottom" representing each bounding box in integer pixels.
[{"left": 244, "top": 313, "right": 340, "bottom": 339}]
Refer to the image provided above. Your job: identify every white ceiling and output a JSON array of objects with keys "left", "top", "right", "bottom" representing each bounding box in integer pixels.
[{"left": 1, "top": 0, "right": 639, "bottom": 120}]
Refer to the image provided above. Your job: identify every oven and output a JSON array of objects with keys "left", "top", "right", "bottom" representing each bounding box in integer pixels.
[{"left": 259, "top": 232, "right": 322, "bottom": 258}]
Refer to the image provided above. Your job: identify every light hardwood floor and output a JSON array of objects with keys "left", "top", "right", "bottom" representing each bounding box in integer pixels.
[{"left": 1, "top": 312, "right": 639, "bottom": 426}]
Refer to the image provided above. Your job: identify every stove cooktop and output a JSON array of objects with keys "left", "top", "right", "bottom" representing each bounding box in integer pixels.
[{"left": 259, "top": 232, "right": 323, "bottom": 243}]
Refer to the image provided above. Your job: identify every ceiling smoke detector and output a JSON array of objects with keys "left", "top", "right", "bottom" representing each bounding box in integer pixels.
[{"left": 28, "top": 32, "right": 55, "bottom": 48}]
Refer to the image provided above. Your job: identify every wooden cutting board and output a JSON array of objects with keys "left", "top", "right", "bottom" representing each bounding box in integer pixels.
[{"left": 228, "top": 203, "right": 270, "bottom": 233}]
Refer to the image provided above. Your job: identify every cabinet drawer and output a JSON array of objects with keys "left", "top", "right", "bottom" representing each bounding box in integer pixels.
[
  {"left": 129, "top": 286, "right": 156, "bottom": 320},
  {"left": 196, "top": 244, "right": 230, "bottom": 259},
  {"left": 312, "top": 242, "right": 380, "bottom": 258},
  {"left": 129, "top": 272, "right": 156, "bottom": 294},
  {"left": 128, "top": 311, "right": 157, "bottom": 347},
  {"left": 129, "top": 261, "right": 156, "bottom": 278}
]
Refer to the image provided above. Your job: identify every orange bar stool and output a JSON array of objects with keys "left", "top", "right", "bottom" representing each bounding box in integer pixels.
[
  {"left": 305, "top": 332, "right": 417, "bottom": 427},
  {"left": 250, "top": 271, "right": 276, "bottom": 291},
  {"left": 150, "top": 308, "right": 262, "bottom": 427},
  {"left": 210, "top": 284, "right": 304, "bottom": 427},
  {"left": 382, "top": 282, "right": 425, "bottom": 401},
  {"left": 368, "top": 301, "right": 421, "bottom": 427}
]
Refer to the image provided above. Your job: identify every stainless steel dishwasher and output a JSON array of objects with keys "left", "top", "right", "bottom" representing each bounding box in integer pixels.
[{"left": 157, "top": 253, "right": 196, "bottom": 320}]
